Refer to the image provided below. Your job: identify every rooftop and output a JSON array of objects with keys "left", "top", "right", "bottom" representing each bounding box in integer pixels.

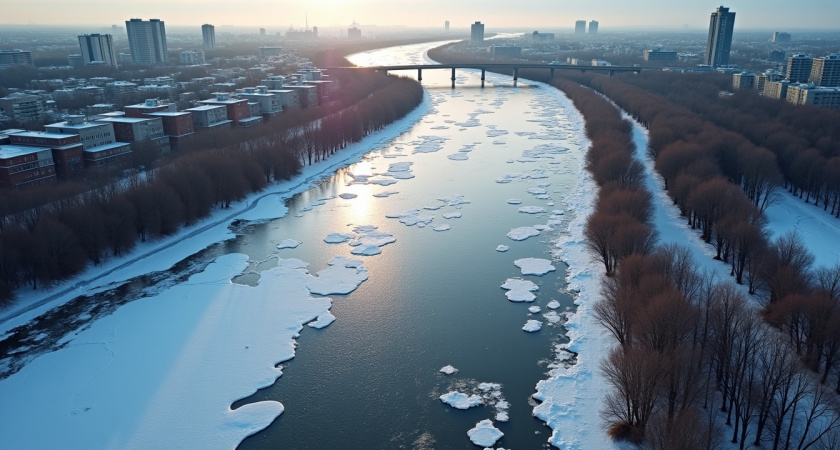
[
  {"left": 9, "top": 131, "right": 79, "bottom": 140},
  {"left": 0, "top": 145, "right": 51, "bottom": 159}
]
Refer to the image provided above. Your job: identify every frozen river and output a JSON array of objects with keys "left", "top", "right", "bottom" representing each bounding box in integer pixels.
[{"left": 0, "top": 40, "right": 591, "bottom": 449}]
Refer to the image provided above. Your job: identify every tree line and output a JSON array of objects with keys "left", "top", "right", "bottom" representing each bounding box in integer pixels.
[
  {"left": 552, "top": 71, "right": 840, "bottom": 449},
  {"left": 0, "top": 70, "right": 423, "bottom": 305}
]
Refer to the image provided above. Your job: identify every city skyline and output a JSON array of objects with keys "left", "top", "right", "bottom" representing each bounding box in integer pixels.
[{"left": 1, "top": 1, "right": 839, "bottom": 30}]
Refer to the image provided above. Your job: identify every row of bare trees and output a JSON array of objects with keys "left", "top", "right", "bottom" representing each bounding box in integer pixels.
[
  {"left": 548, "top": 73, "right": 840, "bottom": 449},
  {"left": 608, "top": 72, "right": 840, "bottom": 218},
  {"left": 0, "top": 72, "right": 423, "bottom": 306},
  {"left": 548, "top": 78, "right": 658, "bottom": 276}
]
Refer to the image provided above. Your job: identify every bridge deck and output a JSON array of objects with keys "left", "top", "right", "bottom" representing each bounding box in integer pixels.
[{"left": 324, "top": 63, "right": 642, "bottom": 73}]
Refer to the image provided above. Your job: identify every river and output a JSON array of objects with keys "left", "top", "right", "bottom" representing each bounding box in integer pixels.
[{"left": 0, "top": 40, "right": 589, "bottom": 449}]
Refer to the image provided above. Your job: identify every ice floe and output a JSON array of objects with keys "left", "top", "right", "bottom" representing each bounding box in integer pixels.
[
  {"left": 501, "top": 278, "right": 538, "bottom": 302},
  {"left": 324, "top": 233, "right": 353, "bottom": 244},
  {"left": 507, "top": 199, "right": 522, "bottom": 205},
  {"left": 546, "top": 300, "right": 561, "bottom": 309},
  {"left": 372, "top": 191, "right": 398, "bottom": 198},
  {"left": 448, "top": 153, "right": 469, "bottom": 161},
  {"left": 338, "top": 193, "right": 358, "bottom": 199},
  {"left": 467, "top": 420, "right": 504, "bottom": 447},
  {"left": 528, "top": 306, "right": 541, "bottom": 314},
  {"left": 543, "top": 311, "right": 562, "bottom": 324},
  {"left": 514, "top": 258, "right": 556, "bottom": 276},
  {"left": 439, "top": 392, "right": 483, "bottom": 410},
  {"left": 518, "top": 206, "right": 546, "bottom": 214},
  {"left": 496, "top": 245, "right": 509, "bottom": 252},
  {"left": 433, "top": 225, "right": 451, "bottom": 232},
  {"left": 276, "top": 239, "right": 300, "bottom": 249},
  {"left": 442, "top": 212, "right": 462, "bottom": 219},
  {"left": 350, "top": 245, "right": 382, "bottom": 256},
  {"left": 308, "top": 311, "right": 336, "bottom": 329},
  {"left": 440, "top": 365, "right": 458, "bottom": 375},
  {"left": 305, "top": 256, "right": 369, "bottom": 295},
  {"left": 523, "top": 320, "right": 543, "bottom": 332},
  {"left": 386, "top": 209, "right": 435, "bottom": 227},
  {"left": 506, "top": 227, "right": 541, "bottom": 241}
]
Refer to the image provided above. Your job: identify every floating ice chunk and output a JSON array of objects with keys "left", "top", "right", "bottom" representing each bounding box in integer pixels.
[
  {"left": 276, "top": 239, "right": 300, "bottom": 249},
  {"left": 501, "top": 278, "right": 538, "bottom": 302},
  {"left": 424, "top": 204, "right": 443, "bottom": 210},
  {"left": 387, "top": 209, "right": 435, "bottom": 227},
  {"left": 371, "top": 179, "right": 398, "bottom": 186},
  {"left": 528, "top": 306, "right": 542, "bottom": 314},
  {"left": 507, "top": 199, "right": 522, "bottom": 205},
  {"left": 433, "top": 225, "right": 451, "bottom": 232},
  {"left": 440, "top": 365, "right": 458, "bottom": 375},
  {"left": 438, "top": 195, "right": 470, "bottom": 207},
  {"left": 507, "top": 227, "right": 541, "bottom": 241},
  {"left": 523, "top": 320, "right": 543, "bottom": 332},
  {"left": 518, "top": 206, "right": 546, "bottom": 214},
  {"left": 533, "top": 224, "right": 553, "bottom": 231},
  {"left": 514, "top": 258, "right": 556, "bottom": 276},
  {"left": 496, "top": 245, "right": 509, "bottom": 252},
  {"left": 448, "top": 153, "right": 469, "bottom": 161},
  {"left": 443, "top": 212, "right": 462, "bottom": 219},
  {"left": 440, "top": 392, "right": 483, "bottom": 410},
  {"left": 552, "top": 210, "right": 565, "bottom": 215},
  {"left": 495, "top": 178, "right": 513, "bottom": 184},
  {"left": 506, "top": 159, "right": 515, "bottom": 164},
  {"left": 547, "top": 300, "right": 561, "bottom": 309},
  {"left": 486, "top": 129, "right": 509, "bottom": 137},
  {"left": 308, "top": 311, "right": 336, "bottom": 329},
  {"left": 526, "top": 187, "right": 548, "bottom": 195},
  {"left": 468, "top": 420, "right": 504, "bottom": 447},
  {"left": 543, "top": 311, "right": 562, "bottom": 324},
  {"left": 305, "top": 256, "right": 369, "bottom": 295},
  {"left": 350, "top": 230, "right": 396, "bottom": 248},
  {"left": 373, "top": 191, "right": 399, "bottom": 198},
  {"left": 535, "top": 194, "right": 551, "bottom": 200},
  {"left": 351, "top": 245, "right": 382, "bottom": 256},
  {"left": 338, "top": 193, "right": 358, "bottom": 200},
  {"left": 411, "top": 135, "right": 449, "bottom": 153}
]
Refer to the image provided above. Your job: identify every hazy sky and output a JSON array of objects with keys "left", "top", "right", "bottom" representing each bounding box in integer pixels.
[{"left": 3, "top": 0, "right": 839, "bottom": 30}]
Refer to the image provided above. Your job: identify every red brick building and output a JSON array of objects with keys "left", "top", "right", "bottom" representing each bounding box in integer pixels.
[
  {"left": 8, "top": 131, "right": 85, "bottom": 178},
  {"left": 199, "top": 93, "right": 250, "bottom": 127},
  {"left": 0, "top": 145, "right": 56, "bottom": 189}
]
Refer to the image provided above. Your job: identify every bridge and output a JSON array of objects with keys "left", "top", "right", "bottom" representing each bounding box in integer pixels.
[{"left": 324, "top": 63, "right": 643, "bottom": 87}]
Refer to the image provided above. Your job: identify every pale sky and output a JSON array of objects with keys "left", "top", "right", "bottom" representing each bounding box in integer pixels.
[{"left": 2, "top": 0, "right": 839, "bottom": 30}]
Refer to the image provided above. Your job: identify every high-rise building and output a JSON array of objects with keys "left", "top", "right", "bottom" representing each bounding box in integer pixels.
[
  {"left": 0, "top": 49, "right": 32, "bottom": 67},
  {"left": 810, "top": 53, "right": 840, "bottom": 87},
  {"left": 260, "top": 28, "right": 266, "bottom": 36},
  {"left": 470, "top": 21, "right": 484, "bottom": 46},
  {"left": 786, "top": 53, "right": 813, "bottom": 83},
  {"left": 348, "top": 27, "right": 362, "bottom": 40},
  {"left": 771, "top": 32, "right": 791, "bottom": 43},
  {"left": 589, "top": 20, "right": 599, "bottom": 34},
  {"left": 445, "top": 21, "right": 449, "bottom": 32},
  {"left": 575, "top": 20, "right": 586, "bottom": 34},
  {"left": 78, "top": 34, "right": 117, "bottom": 67},
  {"left": 704, "top": 6, "right": 736, "bottom": 68},
  {"left": 202, "top": 24, "right": 216, "bottom": 51},
  {"left": 126, "top": 18, "right": 168, "bottom": 65}
]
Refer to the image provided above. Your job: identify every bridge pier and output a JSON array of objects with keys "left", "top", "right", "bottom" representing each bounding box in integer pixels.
[
  {"left": 481, "top": 68, "right": 485, "bottom": 88},
  {"left": 418, "top": 68, "right": 422, "bottom": 82},
  {"left": 451, "top": 67, "right": 456, "bottom": 88},
  {"left": 513, "top": 67, "right": 518, "bottom": 87}
]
